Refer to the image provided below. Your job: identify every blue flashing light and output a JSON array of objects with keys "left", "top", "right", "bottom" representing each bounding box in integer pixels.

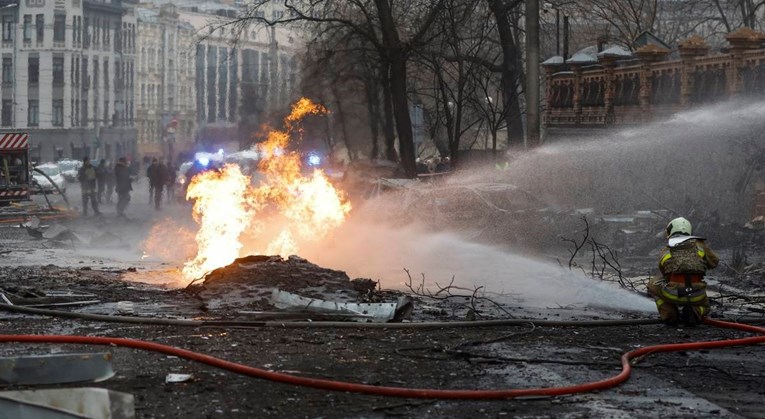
[
  {"left": 198, "top": 157, "right": 210, "bottom": 167},
  {"left": 308, "top": 154, "right": 321, "bottom": 166}
]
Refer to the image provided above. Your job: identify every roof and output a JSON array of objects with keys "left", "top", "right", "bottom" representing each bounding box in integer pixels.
[
  {"left": 542, "top": 56, "right": 564, "bottom": 66},
  {"left": 633, "top": 31, "right": 671, "bottom": 51},
  {"left": 598, "top": 46, "right": 632, "bottom": 58}
]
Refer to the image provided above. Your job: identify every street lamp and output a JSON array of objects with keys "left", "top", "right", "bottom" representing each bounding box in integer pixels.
[{"left": 542, "top": 2, "right": 569, "bottom": 59}]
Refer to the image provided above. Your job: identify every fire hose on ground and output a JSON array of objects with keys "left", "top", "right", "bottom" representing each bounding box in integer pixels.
[{"left": 0, "top": 303, "right": 764, "bottom": 399}]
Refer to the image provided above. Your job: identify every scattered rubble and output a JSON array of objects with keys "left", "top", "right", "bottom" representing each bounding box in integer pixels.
[{"left": 187, "top": 255, "right": 386, "bottom": 314}]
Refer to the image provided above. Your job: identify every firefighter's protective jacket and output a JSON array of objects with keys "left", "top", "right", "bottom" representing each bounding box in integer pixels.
[{"left": 659, "top": 238, "right": 719, "bottom": 277}]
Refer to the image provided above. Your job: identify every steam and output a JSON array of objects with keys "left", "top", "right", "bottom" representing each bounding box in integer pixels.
[{"left": 299, "top": 220, "right": 655, "bottom": 312}]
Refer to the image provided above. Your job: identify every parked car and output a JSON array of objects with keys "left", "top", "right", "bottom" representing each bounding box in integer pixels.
[
  {"left": 56, "top": 159, "right": 82, "bottom": 183},
  {"left": 32, "top": 163, "right": 66, "bottom": 194}
]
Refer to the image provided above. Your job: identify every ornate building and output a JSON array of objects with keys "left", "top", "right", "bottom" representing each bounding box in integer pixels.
[
  {"left": 135, "top": 2, "right": 300, "bottom": 161},
  {"left": 0, "top": 0, "right": 137, "bottom": 163}
]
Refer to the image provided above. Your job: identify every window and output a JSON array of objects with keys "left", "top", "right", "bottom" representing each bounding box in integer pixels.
[
  {"left": 28, "top": 57, "right": 39, "bottom": 84},
  {"left": 71, "top": 16, "right": 77, "bottom": 46},
  {"left": 23, "top": 15, "right": 32, "bottom": 42},
  {"left": 53, "top": 100, "right": 64, "bottom": 126},
  {"left": 53, "top": 57, "right": 64, "bottom": 85},
  {"left": 103, "top": 100, "right": 108, "bottom": 125},
  {"left": 83, "top": 17, "right": 89, "bottom": 48},
  {"left": 81, "top": 99, "right": 88, "bottom": 126},
  {"left": 2, "top": 58, "right": 12, "bottom": 85},
  {"left": 2, "top": 15, "right": 14, "bottom": 42},
  {"left": 93, "top": 59, "right": 98, "bottom": 91},
  {"left": 103, "top": 60, "right": 108, "bottom": 88},
  {"left": 82, "top": 59, "right": 88, "bottom": 89},
  {"left": 73, "top": 56, "right": 79, "bottom": 85},
  {"left": 1, "top": 100, "right": 11, "bottom": 126},
  {"left": 36, "top": 14, "right": 44, "bottom": 44},
  {"left": 28, "top": 100, "right": 39, "bottom": 127},
  {"left": 54, "top": 14, "right": 66, "bottom": 43}
]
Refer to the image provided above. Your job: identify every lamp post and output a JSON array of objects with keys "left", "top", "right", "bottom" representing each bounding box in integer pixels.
[{"left": 543, "top": 2, "right": 569, "bottom": 59}]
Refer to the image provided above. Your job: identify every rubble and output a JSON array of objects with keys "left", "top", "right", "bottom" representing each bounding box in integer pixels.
[
  {"left": 188, "top": 255, "right": 383, "bottom": 313},
  {"left": 0, "top": 388, "right": 134, "bottom": 419},
  {"left": 0, "top": 353, "right": 114, "bottom": 385}
]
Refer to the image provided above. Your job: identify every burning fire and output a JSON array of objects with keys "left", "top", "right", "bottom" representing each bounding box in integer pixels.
[{"left": 181, "top": 98, "right": 351, "bottom": 281}]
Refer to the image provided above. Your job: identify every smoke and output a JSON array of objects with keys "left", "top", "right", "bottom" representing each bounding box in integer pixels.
[{"left": 494, "top": 99, "right": 765, "bottom": 221}]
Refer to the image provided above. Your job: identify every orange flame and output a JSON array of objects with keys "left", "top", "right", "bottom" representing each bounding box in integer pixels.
[{"left": 181, "top": 98, "right": 350, "bottom": 281}]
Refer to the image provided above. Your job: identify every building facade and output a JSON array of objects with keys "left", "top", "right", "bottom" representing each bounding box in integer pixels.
[
  {"left": 0, "top": 0, "right": 137, "bottom": 163},
  {"left": 135, "top": 4, "right": 194, "bottom": 161},
  {"left": 135, "top": 1, "right": 301, "bottom": 160}
]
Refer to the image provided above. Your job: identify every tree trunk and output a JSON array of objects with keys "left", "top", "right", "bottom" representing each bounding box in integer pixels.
[
  {"left": 332, "top": 86, "right": 355, "bottom": 160},
  {"left": 389, "top": 55, "right": 417, "bottom": 177},
  {"left": 381, "top": 61, "right": 397, "bottom": 162},
  {"left": 376, "top": 0, "right": 417, "bottom": 177},
  {"left": 365, "top": 76, "right": 381, "bottom": 160},
  {"left": 488, "top": 0, "right": 524, "bottom": 148}
]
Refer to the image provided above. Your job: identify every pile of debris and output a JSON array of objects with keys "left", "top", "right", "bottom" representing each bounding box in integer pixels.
[{"left": 187, "top": 255, "right": 410, "bottom": 322}]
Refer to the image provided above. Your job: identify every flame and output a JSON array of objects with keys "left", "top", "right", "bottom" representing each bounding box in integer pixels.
[
  {"left": 182, "top": 164, "right": 258, "bottom": 280},
  {"left": 180, "top": 98, "right": 351, "bottom": 281}
]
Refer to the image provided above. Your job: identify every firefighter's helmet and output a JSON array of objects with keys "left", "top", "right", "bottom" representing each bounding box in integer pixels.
[{"left": 666, "top": 217, "right": 692, "bottom": 237}]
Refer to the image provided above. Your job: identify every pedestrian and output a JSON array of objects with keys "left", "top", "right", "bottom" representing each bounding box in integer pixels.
[
  {"left": 95, "top": 159, "right": 108, "bottom": 204},
  {"left": 147, "top": 158, "right": 168, "bottom": 210},
  {"left": 77, "top": 157, "right": 101, "bottom": 216},
  {"left": 114, "top": 157, "right": 132, "bottom": 217},
  {"left": 647, "top": 217, "right": 719, "bottom": 327},
  {"left": 146, "top": 158, "right": 156, "bottom": 204},
  {"left": 105, "top": 160, "right": 115, "bottom": 204},
  {"left": 166, "top": 159, "right": 177, "bottom": 203}
]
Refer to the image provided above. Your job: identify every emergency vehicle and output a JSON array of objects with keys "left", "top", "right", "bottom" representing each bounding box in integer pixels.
[{"left": 0, "top": 132, "right": 31, "bottom": 206}]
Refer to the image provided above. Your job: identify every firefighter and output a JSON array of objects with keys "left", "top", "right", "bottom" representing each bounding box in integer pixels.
[
  {"left": 77, "top": 157, "right": 101, "bottom": 216},
  {"left": 647, "top": 217, "right": 719, "bottom": 326}
]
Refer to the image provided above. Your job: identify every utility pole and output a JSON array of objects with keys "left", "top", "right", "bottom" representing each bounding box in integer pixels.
[{"left": 525, "top": 0, "right": 540, "bottom": 148}]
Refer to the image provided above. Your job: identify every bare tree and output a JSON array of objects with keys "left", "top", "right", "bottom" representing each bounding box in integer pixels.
[{"left": 236, "top": 0, "right": 446, "bottom": 177}]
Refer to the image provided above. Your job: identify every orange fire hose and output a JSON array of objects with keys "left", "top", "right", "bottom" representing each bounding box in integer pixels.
[{"left": 0, "top": 318, "right": 762, "bottom": 399}]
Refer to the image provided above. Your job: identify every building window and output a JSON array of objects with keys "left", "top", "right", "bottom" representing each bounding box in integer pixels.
[
  {"left": 104, "top": 60, "right": 108, "bottom": 88},
  {"left": 53, "top": 100, "right": 64, "bottom": 126},
  {"left": 2, "top": 15, "right": 14, "bottom": 42},
  {"left": 2, "top": 58, "right": 12, "bottom": 85},
  {"left": 28, "top": 100, "right": 39, "bottom": 127},
  {"left": 93, "top": 59, "right": 98, "bottom": 91},
  {"left": 71, "top": 16, "right": 77, "bottom": 46},
  {"left": 1, "top": 100, "right": 11, "bottom": 126},
  {"left": 103, "top": 100, "right": 108, "bottom": 126},
  {"left": 54, "top": 14, "right": 66, "bottom": 43},
  {"left": 28, "top": 57, "right": 39, "bottom": 84},
  {"left": 82, "top": 59, "right": 88, "bottom": 89},
  {"left": 75, "top": 16, "right": 81, "bottom": 45},
  {"left": 53, "top": 57, "right": 64, "bottom": 85},
  {"left": 83, "top": 17, "right": 89, "bottom": 48},
  {"left": 23, "top": 15, "right": 32, "bottom": 42},
  {"left": 81, "top": 99, "right": 88, "bottom": 126},
  {"left": 36, "top": 14, "right": 44, "bottom": 44}
]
